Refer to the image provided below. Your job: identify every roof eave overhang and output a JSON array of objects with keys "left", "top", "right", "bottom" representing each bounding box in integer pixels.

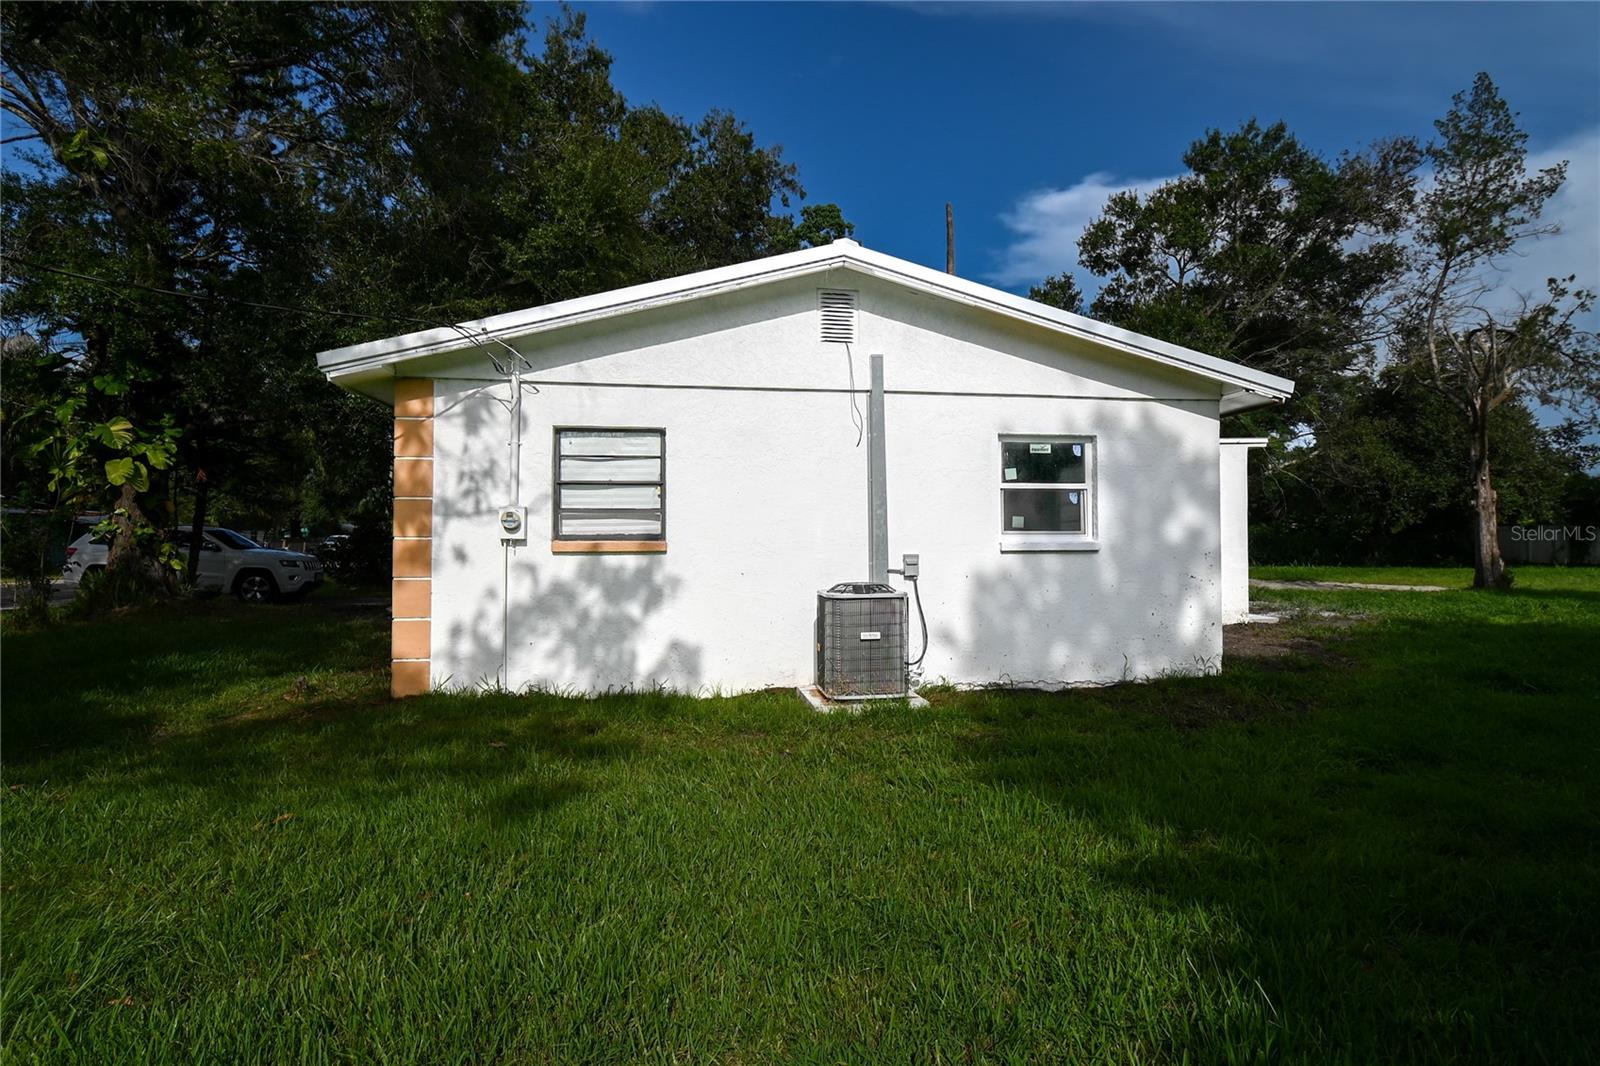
[
  {"left": 317, "top": 242, "right": 1297, "bottom": 406},
  {"left": 331, "top": 366, "right": 399, "bottom": 404},
  {"left": 1220, "top": 388, "right": 1292, "bottom": 416},
  {"left": 317, "top": 246, "right": 853, "bottom": 381}
]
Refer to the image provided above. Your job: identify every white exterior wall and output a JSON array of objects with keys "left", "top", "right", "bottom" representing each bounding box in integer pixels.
[
  {"left": 1219, "top": 443, "right": 1250, "bottom": 625},
  {"left": 1218, "top": 439, "right": 1264, "bottom": 625},
  {"left": 427, "top": 274, "right": 1225, "bottom": 694}
]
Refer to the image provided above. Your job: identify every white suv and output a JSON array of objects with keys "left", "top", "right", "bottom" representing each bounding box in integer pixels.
[{"left": 62, "top": 526, "right": 324, "bottom": 603}]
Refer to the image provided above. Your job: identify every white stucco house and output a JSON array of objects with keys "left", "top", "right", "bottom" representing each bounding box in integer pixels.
[{"left": 316, "top": 239, "right": 1290, "bottom": 698}]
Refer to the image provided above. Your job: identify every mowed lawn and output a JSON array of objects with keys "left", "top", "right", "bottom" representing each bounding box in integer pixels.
[{"left": 2, "top": 571, "right": 1597, "bottom": 1064}]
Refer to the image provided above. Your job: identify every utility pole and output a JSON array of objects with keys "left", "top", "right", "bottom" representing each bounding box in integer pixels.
[{"left": 945, "top": 202, "right": 955, "bottom": 275}]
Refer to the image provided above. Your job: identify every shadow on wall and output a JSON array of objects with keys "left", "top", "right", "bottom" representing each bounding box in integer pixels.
[
  {"left": 434, "top": 370, "right": 1220, "bottom": 695},
  {"left": 440, "top": 552, "right": 704, "bottom": 695},
  {"left": 435, "top": 380, "right": 524, "bottom": 519},
  {"left": 942, "top": 401, "right": 1221, "bottom": 687},
  {"left": 432, "top": 380, "right": 702, "bottom": 693},
  {"left": 521, "top": 555, "right": 702, "bottom": 693}
]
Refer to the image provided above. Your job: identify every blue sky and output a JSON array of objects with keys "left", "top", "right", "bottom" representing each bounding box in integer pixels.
[{"left": 562, "top": 1, "right": 1600, "bottom": 303}]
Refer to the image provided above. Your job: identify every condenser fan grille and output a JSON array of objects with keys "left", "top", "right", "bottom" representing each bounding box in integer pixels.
[{"left": 816, "top": 587, "right": 907, "bottom": 699}]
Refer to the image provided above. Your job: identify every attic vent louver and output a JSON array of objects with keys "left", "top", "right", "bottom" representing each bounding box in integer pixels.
[{"left": 818, "top": 289, "right": 857, "bottom": 344}]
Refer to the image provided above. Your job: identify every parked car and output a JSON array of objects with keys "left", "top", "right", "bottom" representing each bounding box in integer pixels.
[
  {"left": 62, "top": 525, "right": 324, "bottom": 603},
  {"left": 59, "top": 527, "right": 108, "bottom": 582}
]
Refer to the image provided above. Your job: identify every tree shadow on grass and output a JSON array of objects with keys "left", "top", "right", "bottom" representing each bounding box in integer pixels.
[
  {"left": 117, "top": 686, "right": 642, "bottom": 820},
  {"left": 0, "top": 601, "right": 641, "bottom": 822},
  {"left": 953, "top": 617, "right": 1600, "bottom": 1060},
  {"left": 0, "top": 604, "right": 382, "bottom": 768},
  {"left": 1501, "top": 585, "right": 1600, "bottom": 606},
  {"left": 486, "top": 778, "right": 590, "bottom": 827}
]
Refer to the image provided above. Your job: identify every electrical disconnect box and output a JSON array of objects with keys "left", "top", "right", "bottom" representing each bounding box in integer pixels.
[{"left": 497, "top": 506, "right": 527, "bottom": 543}]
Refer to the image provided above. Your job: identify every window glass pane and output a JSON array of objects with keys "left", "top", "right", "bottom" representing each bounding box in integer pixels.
[
  {"left": 559, "top": 431, "right": 661, "bottom": 457},
  {"left": 560, "top": 484, "right": 661, "bottom": 510},
  {"left": 1001, "top": 440, "right": 1086, "bottom": 484},
  {"left": 207, "top": 528, "right": 261, "bottom": 550},
  {"left": 558, "top": 456, "right": 662, "bottom": 483},
  {"left": 1002, "top": 489, "right": 1084, "bottom": 533},
  {"left": 558, "top": 511, "right": 663, "bottom": 537}
]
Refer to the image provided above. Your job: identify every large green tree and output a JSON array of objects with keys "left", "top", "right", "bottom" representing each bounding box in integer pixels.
[
  {"left": 1027, "top": 272, "right": 1085, "bottom": 315},
  {"left": 1257, "top": 368, "right": 1587, "bottom": 565},
  {"left": 2, "top": 4, "right": 851, "bottom": 590},
  {"left": 1047, "top": 97, "right": 1597, "bottom": 570},
  {"left": 1076, "top": 121, "right": 1420, "bottom": 436},
  {"left": 2, "top": 2, "right": 528, "bottom": 579},
  {"left": 1396, "top": 73, "right": 1598, "bottom": 588}
]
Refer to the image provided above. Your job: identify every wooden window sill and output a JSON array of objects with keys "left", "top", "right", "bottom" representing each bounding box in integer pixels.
[{"left": 552, "top": 540, "right": 667, "bottom": 554}]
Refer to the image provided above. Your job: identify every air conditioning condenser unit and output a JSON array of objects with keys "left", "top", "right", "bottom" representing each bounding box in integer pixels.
[{"left": 815, "top": 583, "right": 908, "bottom": 700}]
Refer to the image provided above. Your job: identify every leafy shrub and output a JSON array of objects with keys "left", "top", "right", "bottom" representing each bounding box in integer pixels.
[{"left": 0, "top": 510, "right": 61, "bottom": 625}]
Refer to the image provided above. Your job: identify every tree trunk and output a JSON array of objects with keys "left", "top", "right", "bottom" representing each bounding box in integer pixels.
[
  {"left": 1470, "top": 416, "right": 1508, "bottom": 589},
  {"left": 105, "top": 482, "right": 146, "bottom": 574},
  {"left": 186, "top": 464, "right": 209, "bottom": 586}
]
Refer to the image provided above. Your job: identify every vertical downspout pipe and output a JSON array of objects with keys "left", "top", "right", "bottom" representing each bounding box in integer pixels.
[{"left": 868, "top": 353, "right": 889, "bottom": 584}]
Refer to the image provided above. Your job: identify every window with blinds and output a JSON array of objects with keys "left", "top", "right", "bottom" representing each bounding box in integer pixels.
[{"left": 554, "top": 429, "right": 665, "bottom": 540}]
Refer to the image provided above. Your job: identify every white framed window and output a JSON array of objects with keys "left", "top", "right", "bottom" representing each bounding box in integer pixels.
[
  {"left": 554, "top": 428, "right": 665, "bottom": 540},
  {"left": 999, "top": 435, "right": 1098, "bottom": 551}
]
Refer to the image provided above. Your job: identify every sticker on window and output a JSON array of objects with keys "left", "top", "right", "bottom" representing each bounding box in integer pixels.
[
  {"left": 1072, "top": 444, "right": 1083, "bottom": 457},
  {"left": 1011, "top": 515, "right": 1025, "bottom": 528},
  {"left": 1003, "top": 467, "right": 1017, "bottom": 481},
  {"left": 1029, "top": 443, "right": 1052, "bottom": 454}
]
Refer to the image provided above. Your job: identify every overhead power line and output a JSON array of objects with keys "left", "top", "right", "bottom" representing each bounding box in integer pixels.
[
  {"left": 4, "top": 254, "right": 432, "bottom": 327},
  {"left": 0, "top": 254, "right": 533, "bottom": 374}
]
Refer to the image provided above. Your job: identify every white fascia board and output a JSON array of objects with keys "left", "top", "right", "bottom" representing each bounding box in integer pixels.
[
  {"left": 837, "top": 245, "right": 1295, "bottom": 401},
  {"left": 1220, "top": 437, "right": 1271, "bottom": 448},
  {"left": 315, "top": 242, "right": 848, "bottom": 376},
  {"left": 317, "top": 239, "right": 1296, "bottom": 405}
]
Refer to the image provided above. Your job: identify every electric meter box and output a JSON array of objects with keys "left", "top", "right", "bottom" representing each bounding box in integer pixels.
[{"left": 497, "top": 506, "right": 528, "bottom": 543}]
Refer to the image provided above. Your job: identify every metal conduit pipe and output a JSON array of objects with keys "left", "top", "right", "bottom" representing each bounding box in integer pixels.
[
  {"left": 868, "top": 353, "right": 889, "bottom": 584},
  {"left": 502, "top": 368, "right": 523, "bottom": 687}
]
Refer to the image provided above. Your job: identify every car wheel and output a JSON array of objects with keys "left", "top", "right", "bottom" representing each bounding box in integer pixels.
[{"left": 235, "top": 571, "right": 278, "bottom": 604}]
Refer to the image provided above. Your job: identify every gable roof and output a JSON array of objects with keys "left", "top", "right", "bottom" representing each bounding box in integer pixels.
[{"left": 316, "top": 239, "right": 1294, "bottom": 414}]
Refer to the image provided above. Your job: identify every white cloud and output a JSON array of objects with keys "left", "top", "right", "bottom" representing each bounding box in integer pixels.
[
  {"left": 1491, "top": 128, "right": 1600, "bottom": 310},
  {"left": 986, "top": 171, "right": 1176, "bottom": 291},
  {"left": 988, "top": 127, "right": 1599, "bottom": 307},
  {"left": 1459, "top": 127, "right": 1600, "bottom": 437}
]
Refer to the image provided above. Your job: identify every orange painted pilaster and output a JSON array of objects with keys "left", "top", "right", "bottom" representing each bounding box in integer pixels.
[{"left": 392, "top": 378, "right": 434, "bottom": 697}]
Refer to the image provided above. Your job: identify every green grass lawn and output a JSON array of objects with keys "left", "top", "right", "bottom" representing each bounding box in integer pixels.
[
  {"left": 3, "top": 572, "right": 1598, "bottom": 1063},
  {"left": 1251, "top": 563, "right": 1599, "bottom": 591}
]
